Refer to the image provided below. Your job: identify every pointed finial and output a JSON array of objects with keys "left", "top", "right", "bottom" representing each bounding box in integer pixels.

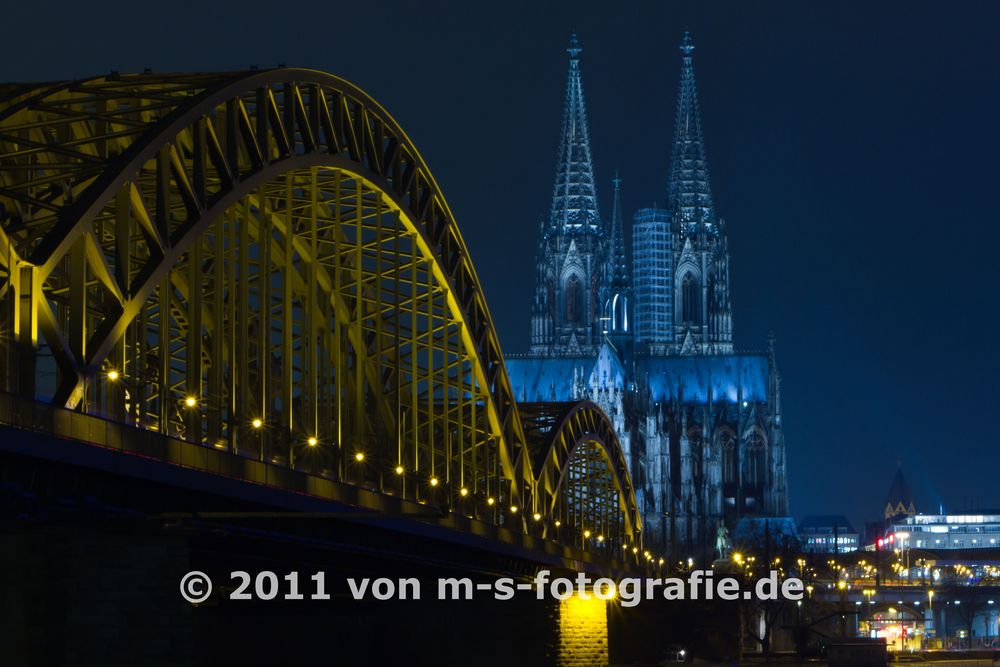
[
  {"left": 567, "top": 32, "right": 582, "bottom": 59},
  {"left": 680, "top": 30, "right": 694, "bottom": 56}
]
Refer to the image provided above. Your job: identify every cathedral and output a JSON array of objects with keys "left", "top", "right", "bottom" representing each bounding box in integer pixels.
[{"left": 507, "top": 33, "right": 790, "bottom": 558}]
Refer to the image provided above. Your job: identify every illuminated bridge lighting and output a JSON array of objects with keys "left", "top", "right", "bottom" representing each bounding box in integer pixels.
[{"left": 0, "top": 68, "right": 643, "bottom": 565}]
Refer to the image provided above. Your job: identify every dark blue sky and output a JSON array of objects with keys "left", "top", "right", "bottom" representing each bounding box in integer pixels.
[{"left": 5, "top": 0, "right": 998, "bottom": 528}]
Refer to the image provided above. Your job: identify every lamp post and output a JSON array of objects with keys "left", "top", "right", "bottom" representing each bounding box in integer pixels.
[{"left": 926, "top": 590, "right": 935, "bottom": 647}]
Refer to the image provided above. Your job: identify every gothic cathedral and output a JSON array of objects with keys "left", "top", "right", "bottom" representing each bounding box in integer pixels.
[{"left": 507, "top": 33, "right": 789, "bottom": 558}]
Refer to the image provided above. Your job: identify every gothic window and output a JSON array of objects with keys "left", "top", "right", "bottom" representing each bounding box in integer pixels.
[
  {"left": 682, "top": 272, "right": 700, "bottom": 324},
  {"left": 566, "top": 274, "right": 583, "bottom": 324},
  {"left": 721, "top": 433, "right": 736, "bottom": 485},
  {"left": 744, "top": 432, "right": 767, "bottom": 488}
]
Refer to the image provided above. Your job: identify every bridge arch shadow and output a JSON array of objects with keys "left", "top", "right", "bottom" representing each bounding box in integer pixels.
[{"left": 0, "top": 69, "right": 641, "bottom": 562}]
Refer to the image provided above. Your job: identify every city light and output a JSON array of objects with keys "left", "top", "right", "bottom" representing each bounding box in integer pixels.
[
  {"left": 429, "top": 476, "right": 439, "bottom": 487},
  {"left": 307, "top": 436, "right": 318, "bottom": 446},
  {"left": 460, "top": 488, "right": 469, "bottom": 497},
  {"left": 487, "top": 497, "right": 495, "bottom": 506},
  {"left": 584, "top": 530, "right": 591, "bottom": 538},
  {"left": 510, "top": 506, "right": 518, "bottom": 513},
  {"left": 554, "top": 520, "right": 561, "bottom": 527},
  {"left": 106, "top": 370, "right": 119, "bottom": 381},
  {"left": 395, "top": 465, "right": 404, "bottom": 474},
  {"left": 251, "top": 418, "right": 263, "bottom": 429},
  {"left": 184, "top": 396, "right": 197, "bottom": 408},
  {"left": 597, "top": 535, "right": 604, "bottom": 542},
  {"left": 354, "top": 452, "right": 364, "bottom": 462},
  {"left": 532, "top": 512, "right": 541, "bottom": 521}
]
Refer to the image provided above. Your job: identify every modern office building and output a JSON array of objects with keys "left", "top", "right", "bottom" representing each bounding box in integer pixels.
[{"left": 890, "top": 512, "right": 1000, "bottom": 550}]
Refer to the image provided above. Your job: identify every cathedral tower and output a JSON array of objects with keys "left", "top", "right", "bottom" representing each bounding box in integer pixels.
[
  {"left": 530, "top": 34, "right": 611, "bottom": 356},
  {"left": 666, "top": 32, "right": 733, "bottom": 355}
]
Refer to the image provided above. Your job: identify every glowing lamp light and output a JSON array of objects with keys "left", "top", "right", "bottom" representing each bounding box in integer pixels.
[
  {"left": 460, "top": 487, "right": 469, "bottom": 497},
  {"left": 584, "top": 530, "right": 591, "bottom": 538},
  {"left": 510, "top": 506, "right": 518, "bottom": 514},
  {"left": 251, "top": 418, "right": 263, "bottom": 429},
  {"left": 395, "top": 465, "right": 404, "bottom": 475},
  {"left": 658, "top": 557, "right": 665, "bottom": 565},
  {"left": 107, "top": 370, "right": 119, "bottom": 381},
  {"left": 632, "top": 547, "right": 639, "bottom": 554},
  {"left": 429, "top": 476, "right": 439, "bottom": 487},
  {"left": 487, "top": 497, "right": 495, "bottom": 506},
  {"left": 532, "top": 512, "right": 541, "bottom": 521},
  {"left": 307, "top": 436, "right": 318, "bottom": 446},
  {"left": 184, "top": 396, "right": 197, "bottom": 408},
  {"left": 354, "top": 452, "right": 365, "bottom": 462},
  {"left": 554, "top": 520, "right": 561, "bottom": 527},
  {"left": 597, "top": 535, "right": 604, "bottom": 543}
]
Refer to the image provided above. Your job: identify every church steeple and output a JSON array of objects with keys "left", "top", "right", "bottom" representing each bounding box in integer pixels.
[
  {"left": 668, "top": 31, "right": 716, "bottom": 235},
  {"left": 530, "top": 34, "right": 609, "bottom": 356},
  {"left": 666, "top": 31, "right": 732, "bottom": 356},
  {"left": 609, "top": 172, "right": 628, "bottom": 289},
  {"left": 604, "top": 173, "right": 631, "bottom": 337},
  {"left": 549, "top": 32, "right": 600, "bottom": 234}
]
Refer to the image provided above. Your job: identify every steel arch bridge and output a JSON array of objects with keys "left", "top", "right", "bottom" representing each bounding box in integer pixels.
[{"left": 0, "top": 69, "right": 641, "bottom": 559}]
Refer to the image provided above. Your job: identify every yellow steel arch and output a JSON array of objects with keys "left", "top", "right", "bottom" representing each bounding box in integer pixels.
[
  {"left": 0, "top": 69, "right": 640, "bottom": 556},
  {"left": 521, "top": 401, "right": 642, "bottom": 548}
]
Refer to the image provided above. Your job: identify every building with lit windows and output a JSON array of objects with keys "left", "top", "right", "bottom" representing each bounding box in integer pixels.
[
  {"left": 798, "top": 515, "right": 860, "bottom": 553},
  {"left": 506, "top": 32, "right": 789, "bottom": 558},
  {"left": 891, "top": 513, "right": 1000, "bottom": 550}
]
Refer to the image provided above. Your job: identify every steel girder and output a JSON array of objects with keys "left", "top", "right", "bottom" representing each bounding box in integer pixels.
[
  {"left": 520, "top": 400, "right": 642, "bottom": 548},
  {"left": 0, "top": 69, "right": 641, "bottom": 551}
]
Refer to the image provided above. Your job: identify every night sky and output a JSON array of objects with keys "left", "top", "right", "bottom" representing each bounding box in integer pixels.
[{"left": 5, "top": 1, "right": 999, "bottom": 529}]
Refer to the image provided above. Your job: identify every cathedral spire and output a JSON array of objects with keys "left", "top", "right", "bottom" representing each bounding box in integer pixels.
[
  {"left": 667, "top": 31, "right": 715, "bottom": 233},
  {"left": 550, "top": 32, "right": 600, "bottom": 234},
  {"left": 610, "top": 172, "right": 628, "bottom": 288}
]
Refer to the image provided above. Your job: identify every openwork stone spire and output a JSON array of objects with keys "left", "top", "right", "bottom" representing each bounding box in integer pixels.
[
  {"left": 667, "top": 31, "right": 716, "bottom": 234},
  {"left": 609, "top": 172, "right": 628, "bottom": 288},
  {"left": 549, "top": 33, "right": 600, "bottom": 234}
]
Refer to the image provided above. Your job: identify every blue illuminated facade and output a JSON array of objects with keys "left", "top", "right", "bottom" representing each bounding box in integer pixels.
[{"left": 510, "top": 32, "right": 789, "bottom": 557}]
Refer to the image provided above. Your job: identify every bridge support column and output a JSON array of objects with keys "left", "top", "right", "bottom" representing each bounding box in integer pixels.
[{"left": 556, "top": 596, "right": 609, "bottom": 666}]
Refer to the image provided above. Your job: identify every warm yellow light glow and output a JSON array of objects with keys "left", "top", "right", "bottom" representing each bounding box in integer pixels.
[
  {"left": 354, "top": 452, "right": 365, "bottom": 462},
  {"left": 510, "top": 506, "right": 518, "bottom": 514},
  {"left": 597, "top": 535, "right": 604, "bottom": 543},
  {"left": 307, "top": 436, "right": 318, "bottom": 446},
  {"left": 395, "top": 465, "right": 404, "bottom": 475},
  {"left": 838, "top": 580, "right": 847, "bottom": 590},
  {"left": 560, "top": 595, "right": 608, "bottom": 656},
  {"left": 487, "top": 497, "right": 495, "bottom": 506},
  {"left": 532, "top": 512, "right": 541, "bottom": 521},
  {"left": 107, "top": 370, "right": 119, "bottom": 381},
  {"left": 658, "top": 557, "right": 665, "bottom": 565},
  {"left": 429, "top": 477, "right": 439, "bottom": 487},
  {"left": 554, "top": 520, "right": 561, "bottom": 527},
  {"left": 632, "top": 547, "right": 638, "bottom": 554},
  {"left": 460, "top": 487, "right": 469, "bottom": 497},
  {"left": 251, "top": 418, "right": 263, "bottom": 429},
  {"left": 584, "top": 530, "right": 591, "bottom": 538},
  {"left": 184, "top": 396, "right": 197, "bottom": 408},
  {"left": 733, "top": 552, "right": 743, "bottom": 564}
]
